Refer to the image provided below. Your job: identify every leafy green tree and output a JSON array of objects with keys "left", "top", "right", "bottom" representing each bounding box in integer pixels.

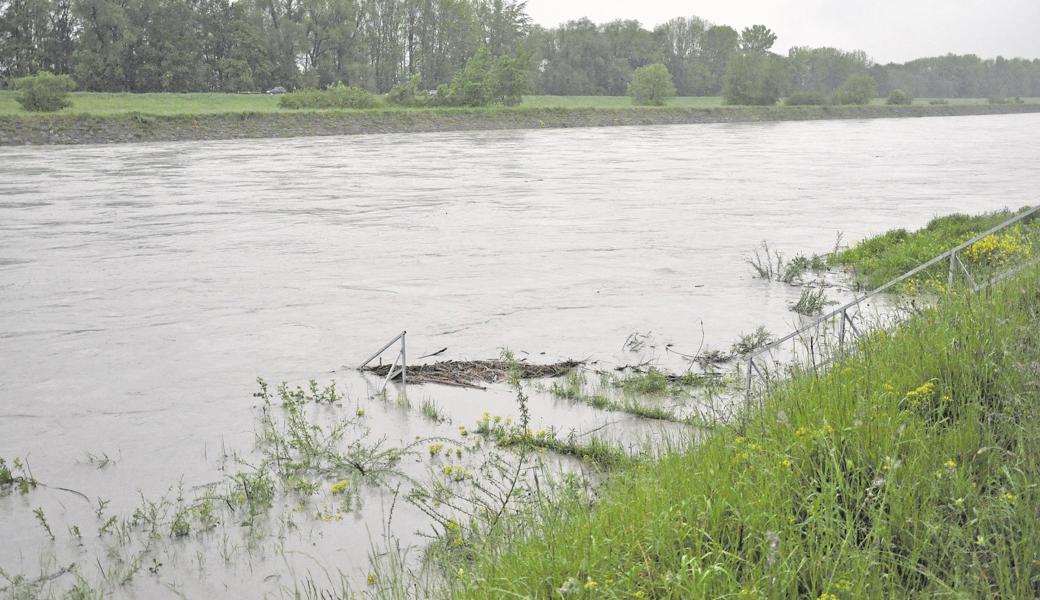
[
  {"left": 786, "top": 46, "right": 872, "bottom": 95},
  {"left": 439, "top": 46, "right": 528, "bottom": 106},
  {"left": 739, "top": 24, "right": 776, "bottom": 55},
  {"left": 699, "top": 25, "right": 739, "bottom": 94},
  {"left": 488, "top": 51, "right": 529, "bottom": 105},
  {"left": 628, "top": 63, "right": 676, "bottom": 106},
  {"left": 833, "top": 73, "right": 877, "bottom": 104},
  {"left": 653, "top": 16, "right": 711, "bottom": 96},
  {"left": 444, "top": 45, "right": 492, "bottom": 105},
  {"left": 723, "top": 52, "right": 785, "bottom": 105},
  {"left": 13, "top": 70, "right": 76, "bottom": 111}
]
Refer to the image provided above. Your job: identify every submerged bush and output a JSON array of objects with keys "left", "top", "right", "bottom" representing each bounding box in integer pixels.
[
  {"left": 13, "top": 71, "right": 76, "bottom": 112},
  {"left": 784, "top": 91, "right": 828, "bottom": 106},
  {"left": 278, "top": 85, "right": 381, "bottom": 110},
  {"left": 886, "top": 89, "right": 913, "bottom": 105}
]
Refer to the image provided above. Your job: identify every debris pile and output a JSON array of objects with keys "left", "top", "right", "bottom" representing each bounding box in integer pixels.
[{"left": 363, "top": 359, "right": 581, "bottom": 389}]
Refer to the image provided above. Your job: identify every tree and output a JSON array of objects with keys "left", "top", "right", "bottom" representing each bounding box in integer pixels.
[
  {"left": 628, "top": 63, "right": 675, "bottom": 106},
  {"left": 488, "top": 50, "right": 528, "bottom": 104},
  {"left": 739, "top": 24, "right": 775, "bottom": 55},
  {"left": 654, "top": 16, "right": 710, "bottom": 95},
  {"left": 786, "top": 46, "right": 871, "bottom": 95},
  {"left": 700, "top": 25, "right": 739, "bottom": 94},
  {"left": 13, "top": 70, "right": 76, "bottom": 111},
  {"left": 723, "top": 52, "right": 785, "bottom": 105},
  {"left": 833, "top": 73, "right": 877, "bottom": 105}
]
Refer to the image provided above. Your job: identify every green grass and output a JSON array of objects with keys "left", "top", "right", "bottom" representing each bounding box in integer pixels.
[
  {"left": 832, "top": 208, "right": 1039, "bottom": 290},
  {"left": 0, "top": 91, "right": 283, "bottom": 116},
  {"left": 3, "top": 91, "right": 1031, "bottom": 118},
  {"left": 452, "top": 265, "right": 1040, "bottom": 599},
  {"left": 520, "top": 95, "right": 724, "bottom": 109}
]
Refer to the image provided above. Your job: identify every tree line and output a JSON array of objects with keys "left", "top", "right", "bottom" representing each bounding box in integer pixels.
[{"left": 2, "top": 0, "right": 1039, "bottom": 98}]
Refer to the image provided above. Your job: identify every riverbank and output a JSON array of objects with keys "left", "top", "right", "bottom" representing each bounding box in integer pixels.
[
  {"left": 2, "top": 102, "right": 1039, "bottom": 146},
  {"left": 451, "top": 262, "right": 1040, "bottom": 597}
]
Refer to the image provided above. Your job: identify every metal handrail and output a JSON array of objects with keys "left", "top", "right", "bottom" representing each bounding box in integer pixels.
[
  {"left": 359, "top": 331, "right": 407, "bottom": 391},
  {"left": 744, "top": 205, "right": 1038, "bottom": 399}
]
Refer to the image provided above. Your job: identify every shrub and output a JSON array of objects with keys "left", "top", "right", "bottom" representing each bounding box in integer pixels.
[
  {"left": 278, "top": 85, "right": 381, "bottom": 110},
  {"left": 628, "top": 64, "right": 677, "bottom": 106},
  {"left": 437, "top": 48, "right": 529, "bottom": 107},
  {"left": 785, "top": 91, "right": 828, "bottom": 106},
  {"left": 832, "top": 74, "right": 877, "bottom": 105},
  {"left": 13, "top": 71, "right": 77, "bottom": 112},
  {"left": 886, "top": 89, "right": 913, "bottom": 105},
  {"left": 386, "top": 75, "right": 425, "bottom": 107}
]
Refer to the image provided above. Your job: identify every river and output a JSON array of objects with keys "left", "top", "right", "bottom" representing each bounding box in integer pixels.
[{"left": 1, "top": 113, "right": 1038, "bottom": 596}]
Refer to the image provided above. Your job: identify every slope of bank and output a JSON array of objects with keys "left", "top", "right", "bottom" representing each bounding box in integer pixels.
[
  {"left": 2, "top": 103, "right": 1039, "bottom": 146},
  {"left": 450, "top": 264, "right": 1040, "bottom": 598}
]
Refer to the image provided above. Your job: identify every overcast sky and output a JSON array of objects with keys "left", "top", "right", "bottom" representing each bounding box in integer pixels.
[{"left": 523, "top": 0, "right": 1040, "bottom": 64}]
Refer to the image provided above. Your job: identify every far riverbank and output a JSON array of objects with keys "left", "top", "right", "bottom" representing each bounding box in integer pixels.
[{"left": 2, "top": 103, "right": 1039, "bottom": 146}]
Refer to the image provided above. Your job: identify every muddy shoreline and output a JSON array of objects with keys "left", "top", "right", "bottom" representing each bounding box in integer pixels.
[{"left": 2, "top": 103, "right": 1039, "bottom": 146}]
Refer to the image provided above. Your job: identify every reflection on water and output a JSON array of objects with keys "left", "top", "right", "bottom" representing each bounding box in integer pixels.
[{"left": 1, "top": 114, "right": 1038, "bottom": 595}]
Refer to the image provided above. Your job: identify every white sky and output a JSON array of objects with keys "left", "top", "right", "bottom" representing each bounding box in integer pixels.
[{"left": 523, "top": 0, "right": 1040, "bottom": 64}]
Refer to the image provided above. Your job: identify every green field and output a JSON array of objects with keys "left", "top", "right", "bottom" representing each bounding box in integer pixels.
[{"left": 1, "top": 91, "right": 1030, "bottom": 118}]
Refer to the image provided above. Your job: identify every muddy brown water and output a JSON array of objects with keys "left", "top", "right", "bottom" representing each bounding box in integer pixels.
[{"left": 2, "top": 114, "right": 1039, "bottom": 597}]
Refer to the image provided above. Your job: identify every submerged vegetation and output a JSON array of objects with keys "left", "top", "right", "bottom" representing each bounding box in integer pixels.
[
  {"left": 452, "top": 264, "right": 1040, "bottom": 598},
  {"left": 4, "top": 210, "right": 1037, "bottom": 597}
]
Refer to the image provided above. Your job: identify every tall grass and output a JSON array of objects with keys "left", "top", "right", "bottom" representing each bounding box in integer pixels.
[
  {"left": 831, "top": 208, "right": 1039, "bottom": 290},
  {"left": 452, "top": 266, "right": 1040, "bottom": 598}
]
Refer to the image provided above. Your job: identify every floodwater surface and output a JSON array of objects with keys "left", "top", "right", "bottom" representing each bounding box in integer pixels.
[{"left": 2, "top": 113, "right": 1039, "bottom": 596}]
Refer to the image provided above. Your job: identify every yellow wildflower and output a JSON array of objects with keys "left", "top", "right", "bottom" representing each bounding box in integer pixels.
[
  {"left": 944, "top": 459, "right": 957, "bottom": 470},
  {"left": 584, "top": 577, "right": 598, "bottom": 590},
  {"left": 330, "top": 479, "right": 351, "bottom": 495}
]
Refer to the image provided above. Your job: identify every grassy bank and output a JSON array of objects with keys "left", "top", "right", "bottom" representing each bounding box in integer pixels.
[
  {"left": 1, "top": 91, "right": 1036, "bottom": 118},
  {"left": 832, "top": 208, "right": 1040, "bottom": 289},
  {"left": 451, "top": 265, "right": 1040, "bottom": 598}
]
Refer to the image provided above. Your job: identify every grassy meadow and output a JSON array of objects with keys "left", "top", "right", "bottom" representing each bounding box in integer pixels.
[
  {"left": 0, "top": 90, "right": 1029, "bottom": 118},
  {"left": 449, "top": 260, "right": 1040, "bottom": 599}
]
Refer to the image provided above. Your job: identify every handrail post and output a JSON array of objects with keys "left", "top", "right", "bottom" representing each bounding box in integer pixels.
[
  {"left": 401, "top": 332, "right": 407, "bottom": 385},
  {"left": 746, "top": 357, "right": 754, "bottom": 401},
  {"left": 838, "top": 308, "right": 847, "bottom": 350},
  {"left": 948, "top": 251, "right": 956, "bottom": 287}
]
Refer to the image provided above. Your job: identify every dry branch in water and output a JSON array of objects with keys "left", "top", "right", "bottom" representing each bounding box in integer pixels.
[{"left": 363, "top": 359, "right": 582, "bottom": 388}]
